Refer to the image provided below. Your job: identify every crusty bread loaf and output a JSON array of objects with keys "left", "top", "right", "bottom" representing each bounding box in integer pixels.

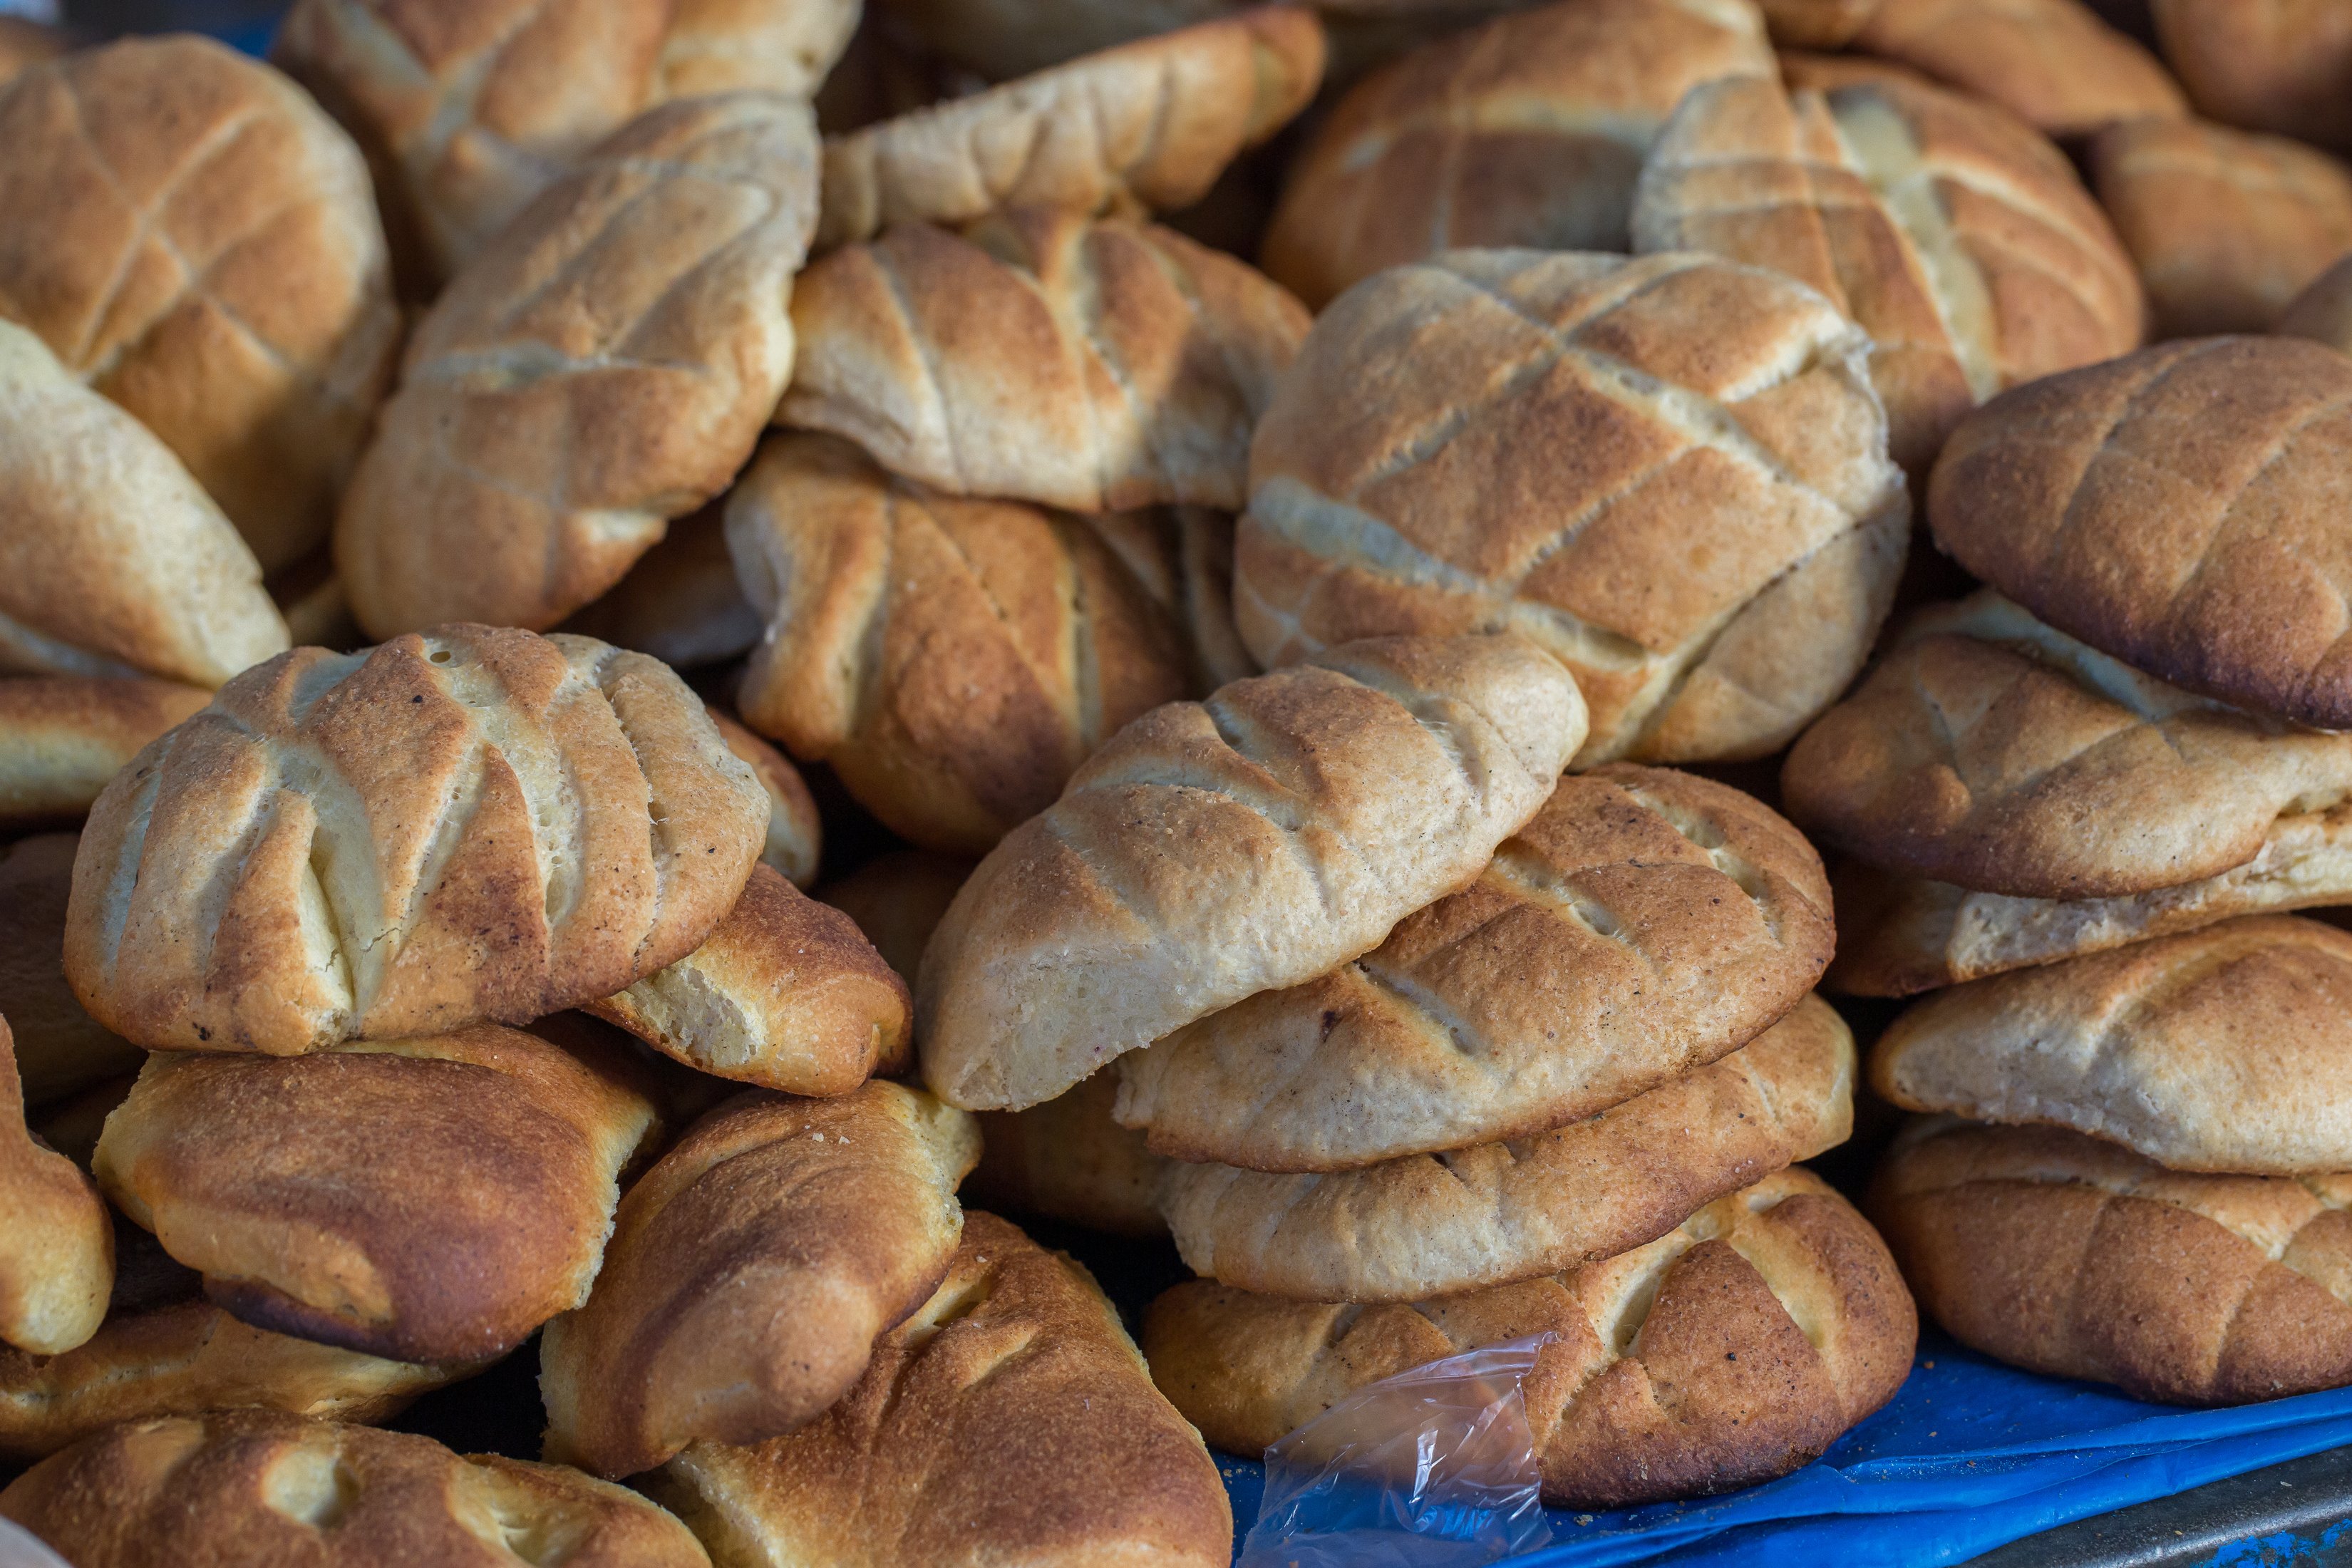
[
  {"left": 541, "top": 1082, "right": 979, "bottom": 1479},
  {"left": 2091, "top": 116, "right": 2352, "bottom": 337},
  {"left": 2279, "top": 254, "right": 2352, "bottom": 355},
  {"left": 0, "top": 38, "right": 401, "bottom": 574},
  {"left": 1146, "top": 1168, "right": 1914, "bottom": 1505},
  {"left": 1873, "top": 1118, "right": 2352, "bottom": 1404},
  {"left": 337, "top": 96, "right": 815, "bottom": 638},
  {"left": 0, "top": 321, "right": 287, "bottom": 689},
  {"left": 1162, "top": 995, "right": 1854, "bottom": 1301},
  {"left": 917, "top": 633, "right": 1587, "bottom": 1111},
  {"left": 1931, "top": 337, "right": 2352, "bottom": 729},
  {"left": 1784, "top": 592, "right": 2352, "bottom": 901},
  {"left": 819, "top": 7, "right": 1324, "bottom": 248},
  {"left": 0, "top": 1410, "right": 713, "bottom": 1567},
  {"left": 275, "top": 0, "right": 856, "bottom": 282},
  {"left": 1631, "top": 74, "right": 2144, "bottom": 471},
  {"left": 1120, "top": 765, "right": 1832, "bottom": 1170},
  {"left": 93, "top": 1024, "right": 659, "bottom": 1363},
  {"left": 1260, "top": 0, "right": 1775, "bottom": 309},
  {"left": 2150, "top": 0, "right": 2352, "bottom": 154},
  {"left": 727, "top": 432, "right": 1202, "bottom": 853},
  {"left": 1239, "top": 249, "right": 1907, "bottom": 765},
  {"left": 817, "top": 850, "right": 974, "bottom": 985},
  {"left": 648, "top": 1211, "right": 1231, "bottom": 1568},
  {"left": 562, "top": 510, "right": 763, "bottom": 673},
  {"left": 66, "top": 626, "right": 768, "bottom": 1056},
  {"left": 969, "top": 1072, "right": 1170, "bottom": 1237},
  {"left": 779, "top": 207, "right": 1309, "bottom": 513},
  {"left": 0, "top": 678, "right": 208, "bottom": 833},
  {"left": 0, "top": 1018, "right": 110, "bottom": 1356},
  {"left": 710, "top": 712, "right": 822, "bottom": 889},
  {"left": 0, "top": 836, "right": 141, "bottom": 1108}
]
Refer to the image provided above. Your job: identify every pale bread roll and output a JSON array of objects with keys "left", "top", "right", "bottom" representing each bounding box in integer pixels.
[
  {"left": 711, "top": 712, "right": 822, "bottom": 890},
  {"left": 969, "top": 1072, "right": 1169, "bottom": 1237},
  {"left": 0, "top": 1018, "right": 110, "bottom": 1356},
  {"left": 0, "top": 679, "right": 208, "bottom": 834}
]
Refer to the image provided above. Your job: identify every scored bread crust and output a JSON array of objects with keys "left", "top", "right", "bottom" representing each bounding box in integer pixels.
[
  {"left": 915, "top": 633, "right": 1588, "bottom": 1112},
  {"left": 1, "top": 835, "right": 143, "bottom": 1108},
  {"left": 969, "top": 1072, "right": 1170, "bottom": 1238},
  {"left": 1143, "top": 1168, "right": 1915, "bottom": 1507},
  {"left": 0, "top": 678, "right": 210, "bottom": 834},
  {"left": 709, "top": 711, "right": 822, "bottom": 889},
  {"left": 2150, "top": 0, "right": 2352, "bottom": 155},
  {"left": 1872, "top": 1118, "right": 2352, "bottom": 1405},
  {"left": 1783, "top": 592, "right": 2352, "bottom": 902},
  {"left": 2281, "top": 254, "right": 2352, "bottom": 356},
  {"left": 817, "top": 6, "right": 1325, "bottom": 248},
  {"left": 1118, "top": 765, "right": 1832, "bottom": 1170},
  {"left": 1159, "top": 995, "right": 1855, "bottom": 1301},
  {"left": 647, "top": 1211, "right": 1232, "bottom": 1568},
  {"left": 0, "top": 1018, "right": 111, "bottom": 1357},
  {"left": 65, "top": 626, "right": 768, "bottom": 1057},
  {"left": 1929, "top": 336, "right": 2352, "bottom": 731},
  {"left": 778, "top": 207, "right": 1309, "bottom": 515},
  {"left": 1237, "top": 249, "right": 1908, "bottom": 767},
  {"left": 540, "top": 1082, "right": 980, "bottom": 1480}
]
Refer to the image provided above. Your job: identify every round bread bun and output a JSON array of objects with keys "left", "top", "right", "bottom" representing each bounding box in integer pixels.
[
  {"left": 710, "top": 712, "right": 822, "bottom": 891},
  {"left": 2279, "top": 254, "right": 2352, "bottom": 356},
  {"left": 967, "top": 1072, "right": 1170, "bottom": 1237},
  {"left": 0, "top": 677, "right": 207, "bottom": 835},
  {"left": 2150, "top": 0, "right": 2352, "bottom": 155},
  {"left": 0, "top": 1017, "right": 110, "bottom": 1356},
  {"left": 1144, "top": 1167, "right": 1915, "bottom": 1507},
  {"left": 1237, "top": 249, "right": 1907, "bottom": 767},
  {"left": 0, "top": 835, "right": 142, "bottom": 1108},
  {"left": 562, "top": 510, "right": 764, "bottom": 674},
  {"left": 817, "top": 849, "right": 974, "bottom": 986}
]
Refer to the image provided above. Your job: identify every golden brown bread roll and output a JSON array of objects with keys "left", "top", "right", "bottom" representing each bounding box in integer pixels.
[
  {"left": 0, "top": 836, "right": 141, "bottom": 1108},
  {"left": 0, "top": 1018, "right": 110, "bottom": 1356},
  {"left": 817, "top": 849, "right": 974, "bottom": 985},
  {"left": 1929, "top": 336, "right": 2352, "bottom": 730},
  {"left": 1631, "top": 74, "right": 2144, "bottom": 471},
  {"left": 876, "top": 0, "right": 1254, "bottom": 81},
  {"left": 66, "top": 626, "right": 768, "bottom": 1056},
  {"left": 1237, "top": 249, "right": 1907, "bottom": 765},
  {"left": 648, "top": 1211, "right": 1232, "bottom": 1568},
  {"left": 1773, "top": 43, "right": 1934, "bottom": 91},
  {"left": 2090, "top": 116, "right": 2352, "bottom": 338},
  {"left": 0, "top": 17, "right": 64, "bottom": 85},
  {"left": 275, "top": 0, "right": 857, "bottom": 283},
  {"left": 1120, "top": 766, "right": 1833, "bottom": 1170},
  {"left": 336, "top": 96, "right": 817, "bottom": 639},
  {"left": 93, "top": 1023, "right": 659, "bottom": 1363},
  {"left": 0, "top": 677, "right": 208, "bottom": 833},
  {"left": 0, "top": 1410, "right": 713, "bottom": 1567},
  {"left": 968, "top": 1072, "right": 1169, "bottom": 1236},
  {"left": 589, "top": 865, "right": 912, "bottom": 1095},
  {"left": 778, "top": 207, "right": 1309, "bottom": 514},
  {"left": 818, "top": 6, "right": 1325, "bottom": 248},
  {"left": 1260, "top": 0, "right": 1776, "bottom": 309},
  {"left": 2150, "top": 0, "right": 2352, "bottom": 155},
  {"left": 917, "top": 634, "right": 1588, "bottom": 1111},
  {"left": 0, "top": 320, "right": 288, "bottom": 689},
  {"left": 541, "top": 1082, "right": 980, "bottom": 1478},
  {"left": 1160, "top": 994, "right": 1854, "bottom": 1301},
  {"left": 0, "top": 38, "right": 402, "bottom": 574},
  {"left": 710, "top": 711, "right": 822, "bottom": 889},
  {"left": 1101, "top": 505, "right": 1259, "bottom": 692},
  {"left": 2279, "top": 254, "right": 2352, "bottom": 355},
  {"left": 1872, "top": 1118, "right": 2352, "bottom": 1404},
  {"left": 561, "top": 509, "right": 764, "bottom": 672},
  {"left": 1146, "top": 1168, "right": 1915, "bottom": 1504}
]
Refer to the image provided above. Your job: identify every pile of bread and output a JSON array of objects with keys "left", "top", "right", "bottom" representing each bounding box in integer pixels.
[{"left": 2, "top": 0, "right": 2351, "bottom": 1561}]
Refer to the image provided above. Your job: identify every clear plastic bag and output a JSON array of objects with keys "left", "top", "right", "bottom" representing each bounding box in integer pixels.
[
  {"left": 0, "top": 1520, "right": 72, "bottom": 1568},
  {"left": 1237, "top": 1333, "right": 1557, "bottom": 1568}
]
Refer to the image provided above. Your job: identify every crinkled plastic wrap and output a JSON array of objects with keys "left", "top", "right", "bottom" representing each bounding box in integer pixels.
[
  {"left": 0, "top": 1522, "right": 71, "bottom": 1568},
  {"left": 1237, "top": 1334, "right": 1555, "bottom": 1568}
]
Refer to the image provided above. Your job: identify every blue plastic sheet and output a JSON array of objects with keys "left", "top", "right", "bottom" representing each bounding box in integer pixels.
[{"left": 1217, "top": 1329, "right": 2352, "bottom": 1566}]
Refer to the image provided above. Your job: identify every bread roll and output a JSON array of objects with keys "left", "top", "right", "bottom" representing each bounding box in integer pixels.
[
  {"left": 648, "top": 1212, "right": 1231, "bottom": 1568},
  {"left": 93, "top": 1024, "right": 659, "bottom": 1363},
  {"left": 0, "top": 1410, "right": 712, "bottom": 1567},
  {"left": 819, "top": 6, "right": 1324, "bottom": 247},
  {"left": 1120, "top": 766, "right": 1832, "bottom": 1170},
  {"left": 0, "top": 17, "right": 63, "bottom": 85},
  {"left": 711, "top": 712, "right": 822, "bottom": 889},
  {"left": 2279, "top": 254, "right": 2352, "bottom": 356},
  {"left": 337, "top": 96, "right": 816, "bottom": 639},
  {"left": 0, "top": 1018, "right": 110, "bottom": 1356},
  {"left": 817, "top": 850, "right": 974, "bottom": 985},
  {"left": 876, "top": 0, "right": 1254, "bottom": 81},
  {"left": 66, "top": 626, "right": 768, "bottom": 1056},
  {"left": 1162, "top": 995, "right": 1854, "bottom": 1300},
  {"left": 2150, "top": 0, "right": 2352, "bottom": 154},
  {"left": 0, "top": 836, "right": 141, "bottom": 1108},
  {"left": 562, "top": 510, "right": 763, "bottom": 672},
  {"left": 1631, "top": 74, "right": 2143, "bottom": 470},
  {"left": 1873, "top": 1118, "right": 2352, "bottom": 1404},
  {"left": 1097, "top": 505, "right": 1259, "bottom": 692},
  {"left": 1239, "top": 249, "right": 1907, "bottom": 765},
  {"left": 0, "top": 320, "right": 287, "bottom": 688},
  {"left": 1260, "top": 0, "right": 1775, "bottom": 309},
  {"left": 1146, "top": 1169, "right": 1914, "bottom": 1505},
  {"left": 968, "top": 1072, "right": 1169, "bottom": 1236},
  {"left": 0, "top": 678, "right": 207, "bottom": 833},
  {"left": 1773, "top": 44, "right": 1933, "bottom": 91},
  {"left": 1930, "top": 337, "right": 2352, "bottom": 729},
  {"left": 917, "top": 633, "right": 1587, "bottom": 1110}
]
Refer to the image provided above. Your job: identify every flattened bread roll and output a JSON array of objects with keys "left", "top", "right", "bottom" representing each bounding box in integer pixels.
[
  {"left": 1632, "top": 75, "right": 2143, "bottom": 470},
  {"left": 543, "top": 1083, "right": 978, "bottom": 1478},
  {"left": 0, "top": 38, "right": 402, "bottom": 573},
  {"left": 0, "top": 679, "right": 207, "bottom": 833},
  {"left": 2150, "top": 0, "right": 2352, "bottom": 155},
  {"left": 1146, "top": 1170, "right": 1914, "bottom": 1505},
  {"left": 336, "top": 95, "right": 816, "bottom": 638},
  {"left": 0, "top": 1410, "right": 713, "bottom": 1568},
  {"left": 968, "top": 1073, "right": 1169, "bottom": 1237},
  {"left": 778, "top": 208, "right": 1309, "bottom": 513},
  {"left": 93, "top": 1024, "right": 659, "bottom": 1363},
  {"left": 2280, "top": 254, "right": 2352, "bottom": 356},
  {"left": 1162, "top": 996, "right": 1854, "bottom": 1300},
  {"left": 1930, "top": 337, "right": 2352, "bottom": 730},
  {"left": 0, "top": 320, "right": 288, "bottom": 688},
  {"left": 649, "top": 1212, "right": 1231, "bottom": 1568},
  {"left": 917, "top": 633, "right": 1587, "bottom": 1110},
  {"left": 1873, "top": 1118, "right": 2352, "bottom": 1404},
  {"left": 1238, "top": 250, "right": 1907, "bottom": 765},
  {"left": 1120, "top": 766, "right": 1832, "bottom": 1169},
  {"left": 66, "top": 626, "right": 768, "bottom": 1056},
  {"left": 0, "top": 836, "right": 142, "bottom": 1107},
  {"left": 711, "top": 712, "right": 822, "bottom": 889},
  {"left": 1, "top": 1018, "right": 110, "bottom": 1356},
  {"left": 818, "top": 6, "right": 1324, "bottom": 247}
]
